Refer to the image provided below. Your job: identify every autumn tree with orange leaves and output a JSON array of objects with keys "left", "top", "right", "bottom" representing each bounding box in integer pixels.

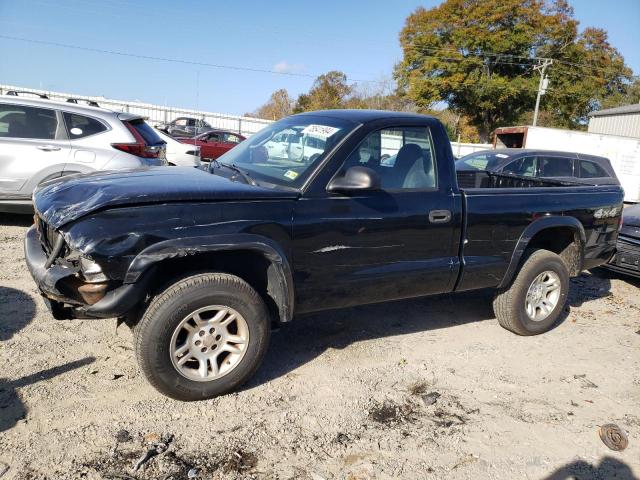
[{"left": 395, "top": 0, "right": 634, "bottom": 140}]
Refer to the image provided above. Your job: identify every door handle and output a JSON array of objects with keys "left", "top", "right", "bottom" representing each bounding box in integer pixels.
[
  {"left": 37, "top": 145, "right": 61, "bottom": 152},
  {"left": 429, "top": 209, "right": 451, "bottom": 224}
]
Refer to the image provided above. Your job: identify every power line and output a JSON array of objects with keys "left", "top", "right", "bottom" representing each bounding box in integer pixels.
[
  {"left": 0, "top": 34, "right": 380, "bottom": 84},
  {"left": 0, "top": 34, "right": 629, "bottom": 102},
  {"left": 404, "top": 44, "right": 631, "bottom": 76},
  {"left": 404, "top": 45, "right": 640, "bottom": 87}
]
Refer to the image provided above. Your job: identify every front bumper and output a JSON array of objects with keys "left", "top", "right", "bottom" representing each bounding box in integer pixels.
[
  {"left": 603, "top": 235, "right": 640, "bottom": 278},
  {"left": 24, "top": 225, "right": 149, "bottom": 319}
]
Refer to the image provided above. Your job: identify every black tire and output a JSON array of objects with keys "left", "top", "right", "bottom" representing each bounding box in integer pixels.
[
  {"left": 493, "top": 249, "right": 569, "bottom": 336},
  {"left": 134, "top": 273, "right": 270, "bottom": 401}
]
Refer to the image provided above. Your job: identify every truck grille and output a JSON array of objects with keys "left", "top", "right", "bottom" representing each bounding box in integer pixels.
[
  {"left": 36, "top": 216, "right": 60, "bottom": 256},
  {"left": 611, "top": 235, "right": 640, "bottom": 273}
]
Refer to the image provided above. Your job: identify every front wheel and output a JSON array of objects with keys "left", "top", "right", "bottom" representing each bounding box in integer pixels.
[
  {"left": 134, "top": 273, "right": 270, "bottom": 400},
  {"left": 493, "top": 249, "right": 570, "bottom": 336}
]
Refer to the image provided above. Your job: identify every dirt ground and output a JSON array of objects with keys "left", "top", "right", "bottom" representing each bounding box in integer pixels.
[{"left": 1, "top": 213, "right": 639, "bottom": 480}]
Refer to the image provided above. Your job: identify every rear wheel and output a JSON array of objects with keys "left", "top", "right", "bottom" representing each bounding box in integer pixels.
[
  {"left": 134, "top": 273, "right": 270, "bottom": 400},
  {"left": 493, "top": 249, "right": 569, "bottom": 335}
]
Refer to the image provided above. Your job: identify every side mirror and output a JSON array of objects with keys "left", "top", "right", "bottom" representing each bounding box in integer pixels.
[{"left": 327, "top": 166, "right": 381, "bottom": 193}]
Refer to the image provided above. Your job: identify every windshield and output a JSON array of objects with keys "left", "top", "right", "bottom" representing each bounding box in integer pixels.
[
  {"left": 456, "top": 151, "right": 511, "bottom": 171},
  {"left": 214, "top": 115, "right": 356, "bottom": 187}
]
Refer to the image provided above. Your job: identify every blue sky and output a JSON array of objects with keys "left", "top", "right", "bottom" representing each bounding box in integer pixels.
[{"left": 0, "top": 0, "right": 638, "bottom": 116}]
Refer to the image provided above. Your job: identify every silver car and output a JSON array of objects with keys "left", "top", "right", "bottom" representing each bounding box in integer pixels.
[
  {"left": 156, "top": 116, "right": 213, "bottom": 137},
  {"left": 0, "top": 95, "right": 167, "bottom": 213}
]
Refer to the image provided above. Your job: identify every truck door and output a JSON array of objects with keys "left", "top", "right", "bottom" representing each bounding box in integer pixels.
[{"left": 293, "top": 124, "right": 460, "bottom": 313}]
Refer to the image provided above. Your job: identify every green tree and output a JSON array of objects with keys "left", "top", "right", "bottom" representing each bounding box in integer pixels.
[
  {"left": 346, "top": 76, "right": 419, "bottom": 112},
  {"left": 293, "top": 71, "right": 352, "bottom": 112},
  {"left": 541, "top": 27, "right": 633, "bottom": 127},
  {"left": 395, "top": 0, "right": 633, "bottom": 140},
  {"left": 600, "top": 77, "right": 640, "bottom": 110},
  {"left": 253, "top": 88, "right": 294, "bottom": 120}
]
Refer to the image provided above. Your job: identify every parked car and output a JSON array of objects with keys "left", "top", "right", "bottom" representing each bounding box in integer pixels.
[
  {"left": 154, "top": 128, "right": 201, "bottom": 167},
  {"left": 25, "top": 109, "right": 623, "bottom": 400},
  {"left": 263, "top": 127, "right": 325, "bottom": 161},
  {"left": 176, "top": 130, "right": 245, "bottom": 160},
  {"left": 0, "top": 95, "right": 167, "bottom": 213},
  {"left": 156, "top": 117, "right": 213, "bottom": 137},
  {"left": 492, "top": 126, "right": 640, "bottom": 203},
  {"left": 456, "top": 149, "right": 619, "bottom": 186},
  {"left": 605, "top": 203, "right": 640, "bottom": 278}
]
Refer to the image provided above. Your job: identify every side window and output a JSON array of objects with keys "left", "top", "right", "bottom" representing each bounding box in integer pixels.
[
  {"left": 538, "top": 156, "right": 573, "bottom": 178},
  {"left": 208, "top": 132, "right": 222, "bottom": 142},
  {"left": 578, "top": 160, "right": 608, "bottom": 178},
  {"left": 223, "top": 133, "right": 241, "bottom": 143},
  {"left": 0, "top": 104, "right": 57, "bottom": 139},
  {"left": 304, "top": 136, "right": 325, "bottom": 150},
  {"left": 342, "top": 126, "right": 437, "bottom": 190},
  {"left": 502, "top": 156, "right": 537, "bottom": 176},
  {"left": 187, "top": 118, "right": 196, "bottom": 127},
  {"left": 63, "top": 113, "right": 107, "bottom": 139}
]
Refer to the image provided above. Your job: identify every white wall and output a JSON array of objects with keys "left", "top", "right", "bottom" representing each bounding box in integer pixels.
[
  {"left": 450, "top": 142, "right": 492, "bottom": 158},
  {"left": 588, "top": 113, "right": 640, "bottom": 139}
]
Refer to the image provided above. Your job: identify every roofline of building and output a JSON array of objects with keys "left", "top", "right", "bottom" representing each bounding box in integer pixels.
[{"left": 588, "top": 103, "right": 640, "bottom": 117}]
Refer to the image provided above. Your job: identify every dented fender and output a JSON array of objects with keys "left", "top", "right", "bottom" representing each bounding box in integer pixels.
[{"left": 124, "top": 233, "right": 295, "bottom": 322}]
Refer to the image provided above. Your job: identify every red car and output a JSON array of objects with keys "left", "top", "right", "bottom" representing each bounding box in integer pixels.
[{"left": 176, "top": 130, "right": 245, "bottom": 160}]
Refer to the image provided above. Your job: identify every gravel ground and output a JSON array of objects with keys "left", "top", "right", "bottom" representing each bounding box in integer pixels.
[{"left": 1, "top": 213, "right": 639, "bottom": 480}]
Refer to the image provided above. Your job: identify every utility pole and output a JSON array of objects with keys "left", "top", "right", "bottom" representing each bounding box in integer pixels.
[{"left": 533, "top": 58, "right": 552, "bottom": 126}]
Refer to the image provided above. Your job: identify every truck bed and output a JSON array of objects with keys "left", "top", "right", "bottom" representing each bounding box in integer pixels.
[{"left": 454, "top": 173, "right": 623, "bottom": 293}]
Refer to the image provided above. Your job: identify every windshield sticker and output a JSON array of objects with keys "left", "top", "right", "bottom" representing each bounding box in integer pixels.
[
  {"left": 495, "top": 153, "right": 510, "bottom": 158},
  {"left": 302, "top": 124, "right": 340, "bottom": 138},
  {"left": 284, "top": 170, "right": 299, "bottom": 180}
]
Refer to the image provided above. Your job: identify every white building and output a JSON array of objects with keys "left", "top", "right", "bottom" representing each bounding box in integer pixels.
[{"left": 588, "top": 103, "right": 640, "bottom": 139}]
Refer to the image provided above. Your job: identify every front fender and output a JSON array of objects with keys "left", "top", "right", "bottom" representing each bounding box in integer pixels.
[
  {"left": 498, "top": 216, "right": 586, "bottom": 288},
  {"left": 124, "top": 233, "right": 295, "bottom": 322}
]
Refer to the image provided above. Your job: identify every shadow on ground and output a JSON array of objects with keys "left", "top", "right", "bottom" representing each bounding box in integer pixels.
[
  {"left": 0, "top": 285, "right": 95, "bottom": 432},
  {"left": 0, "top": 357, "right": 95, "bottom": 432},
  {"left": 542, "top": 456, "right": 638, "bottom": 480},
  {"left": 568, "top": 271, "right": 613, "bottom": 308},
  {"left": 0, "top": 286, "right": 36, "bottom": 342},
  {"left": 0, "top": 213, "right": 33, "bottom": 227},
  {"left": 592, "top": 266, "right": 640, "bottom": 288},
  {"left": 253, "top": 271, "right": 615, "bottom": 388},
  {"left": 253, "top": 289, "right": 494, "bottom": 387}
]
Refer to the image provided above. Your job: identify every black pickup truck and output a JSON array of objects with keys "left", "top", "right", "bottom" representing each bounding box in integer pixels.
[{"left": 25, "top": 110, "right": 624, "bottom": 400}]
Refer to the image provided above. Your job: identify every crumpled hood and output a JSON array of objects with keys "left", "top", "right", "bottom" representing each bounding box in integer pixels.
[{"left": 34, "top": 167, "right": 297, "bottom": 229}]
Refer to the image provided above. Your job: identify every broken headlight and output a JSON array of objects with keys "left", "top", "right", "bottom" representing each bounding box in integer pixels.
[{"left": 79, "top": 256, "right": 108, "bottom": 283}]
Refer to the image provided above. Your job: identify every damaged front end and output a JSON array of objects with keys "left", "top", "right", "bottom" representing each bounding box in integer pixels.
[{"left": 25, "top": 216, "right": 148, "bottom": 320}]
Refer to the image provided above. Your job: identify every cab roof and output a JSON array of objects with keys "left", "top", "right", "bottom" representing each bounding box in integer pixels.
[{"left": 291, "top": 109, "right": 438, "bottom": 123}]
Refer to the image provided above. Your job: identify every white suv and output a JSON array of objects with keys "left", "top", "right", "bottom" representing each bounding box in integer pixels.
[{"left": 0, "top": 95, "right": 167, "bottom": 213}]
